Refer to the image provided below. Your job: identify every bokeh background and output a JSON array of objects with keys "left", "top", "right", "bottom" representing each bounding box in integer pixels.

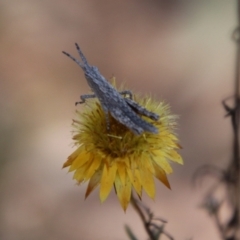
[{"left": 0, "top": 0, "right": 237, "bottom": 239}]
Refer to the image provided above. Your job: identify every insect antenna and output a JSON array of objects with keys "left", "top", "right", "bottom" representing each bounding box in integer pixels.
[
  {"left": 74, "top": 43, "right": 89, "bottom": 66},
  {"left": 62, "top": 50, "right": 84, "bottom": 69}
]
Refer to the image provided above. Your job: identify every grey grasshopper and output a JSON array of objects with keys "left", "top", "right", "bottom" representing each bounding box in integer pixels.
[{"left": 62, "top": 43, "right": 159, "bottom": 135}]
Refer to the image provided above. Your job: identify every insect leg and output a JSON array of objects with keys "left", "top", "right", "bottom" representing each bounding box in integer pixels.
[
  {"left": 110, "top": 107, "right": 144, "bottom": 135},
  {"left": 119, "top": 91, "right": 159, "bottom": 121},
  {"left": 124, "top": 98, "right": 160, "bottom": 121},
  {"left": 75, "top": 94, "right": 96, "bottom": 105},
  {"left": 119, "top": 90, "right": 133, "bottom": 99},
  {"left": 101, "top": 105, "right": 110, "bottom": 131}
]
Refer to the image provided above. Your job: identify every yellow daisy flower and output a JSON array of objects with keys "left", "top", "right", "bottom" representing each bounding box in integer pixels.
[{"left": 63, "top": 82, "right": 183, "bottom": 211}]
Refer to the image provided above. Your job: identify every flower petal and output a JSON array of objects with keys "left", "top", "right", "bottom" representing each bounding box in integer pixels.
[
  {"left": 117, "top": 161, "right": 126, "bottom": 185},
  {"left": 166, "top": 151, "right": 183, "bottom": 164},
  {"left": 139, "top": 169, "right": 155, "bottom": 199},
  {"left": 153, "top": 162, "right": 170, "bottom": 189},
  {"left": 114, "top": 173, "right": 131, "bottom": 211},
  {"left": 99, "top": 163, "right": 117, "bottom": 202},
  {"left": 85, "top": 167, "right": 102, "bottom": 198},
  {"left": 73, "top": 158, "right": 94, "bottom": 183},
  {"left": 62, "top": 147, "right": 82, "bottom": 168},
  {"left": 126, "top": 168, "right": 142, "bottom": 197},
  {"left": 141, "top": 154, "right": 155, "bottom": 174},
  {"left": 153, "top": 155, "right": 173, "bottom": 174},
  {"left": 84, "top": 156, "right": 102, "bottom": 180},
  {"left": 69, "top": 151, "right": 92, "bottom": 172}
]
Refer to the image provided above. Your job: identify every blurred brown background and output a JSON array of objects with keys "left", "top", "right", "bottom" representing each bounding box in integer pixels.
[{"left": 0, "top": 0, "right": 237, "bottom": 239}]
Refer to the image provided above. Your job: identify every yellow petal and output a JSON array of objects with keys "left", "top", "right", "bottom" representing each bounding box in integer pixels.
[
  {"left": 166, "top": 151, "right": 183, "bottom": 164},
  {"left": 117, "top": 162, "right": 126, "bottom": 185},
  {"left": 62, "top": 158, "right": 74, "bottom": 168},
  {"left": 141, "top": 154, "right": 154, "bottom": 174},
  {"left": 69, "top": 151, "right": 91, "bottom": 172},
  {"left": 73, "top": 158, "right": 93, "bottom": 182},
  {"left": 114, "top": 173, "right": 132, "bottom": 211},
  {"left": 153, "top": 162, "right": 171, "bottom": 189},
  {"left": 84, "top": 157, "right": 102, "bottom": 180},
  {"left": 126, "top": 168, "right": 142, "bottom": 197},
  {"left": 129, "top": 156, "right": 138, "bottom": 169},
  {"left": 62, "top": 147, "right": 82, "bottom": 168},
  {"left": 85, "top": 168, "right": 102, "bottom": 199},
  {"left": 139, "top": 169, "right": 155, "bottom": 199},
  {"left": 99, "top": 163, "right": 117, "bottom": 202},
  {"left": 153, "top": 156, "right": 173, "bottom": 174}
]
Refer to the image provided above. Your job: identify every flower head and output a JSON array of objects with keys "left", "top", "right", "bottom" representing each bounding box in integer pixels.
[{"left": 63, "top": 81, "right": 183, "bottom": 210}]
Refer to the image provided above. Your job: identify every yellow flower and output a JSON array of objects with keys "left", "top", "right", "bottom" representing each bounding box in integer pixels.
[{"left": 63, "top": 82, "right": 183, "bottom": 211}]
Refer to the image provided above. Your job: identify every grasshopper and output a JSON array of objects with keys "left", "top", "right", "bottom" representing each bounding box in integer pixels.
[{"left": 62, "top": 43, "right": 159, "bottom": 135}]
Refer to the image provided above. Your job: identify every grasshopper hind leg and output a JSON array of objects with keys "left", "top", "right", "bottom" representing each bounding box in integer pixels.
[
  {"left": 124, "top": 98, "right": 159, "bottom": 121},
  {"left": 101, "top": 105, "right": 111, "bottom": 131}
]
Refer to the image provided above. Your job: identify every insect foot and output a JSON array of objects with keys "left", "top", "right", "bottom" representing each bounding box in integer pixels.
[{"left": 62, "top": 43, "right": 159, "bottom": 135}]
